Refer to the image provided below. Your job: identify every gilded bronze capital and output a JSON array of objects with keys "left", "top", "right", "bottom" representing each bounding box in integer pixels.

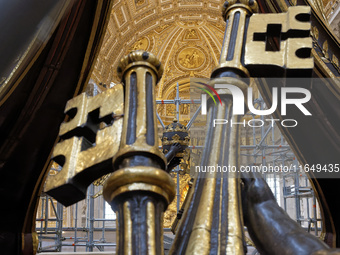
[
  {"left": 117, "top": 50, "right": 163, "bottom": 81},
  {"left": 222, "top": 0, "right": 258, "bottom": 20}
]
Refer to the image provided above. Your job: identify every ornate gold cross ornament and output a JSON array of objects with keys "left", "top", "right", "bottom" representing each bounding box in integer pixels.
[
  {"left": 45, "top": 1, "right": 336, "bottom": 254},
  {"left": 45, "top": 85, "right": 124, "bottom": 206},
  {"left": 245, "top": 5, "right": 313, "bottom": 77}
]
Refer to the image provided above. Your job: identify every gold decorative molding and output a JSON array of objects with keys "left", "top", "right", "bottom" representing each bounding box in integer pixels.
[{"left": 103, "top": 166, "right": 176, "bottom": 204}]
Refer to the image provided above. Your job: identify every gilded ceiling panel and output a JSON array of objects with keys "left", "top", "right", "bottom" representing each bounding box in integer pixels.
[{"left": 91, "top": 0, "right": 226, "bottom": 100}]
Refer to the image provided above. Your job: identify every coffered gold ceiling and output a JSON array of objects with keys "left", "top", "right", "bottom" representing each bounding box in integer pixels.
[{"left": 91, "top": 0, "right": 226, "bottom": 100}]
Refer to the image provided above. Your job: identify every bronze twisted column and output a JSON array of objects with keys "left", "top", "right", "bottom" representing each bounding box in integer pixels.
[
  {"left": 103, "top": 50, "right": 176, "bottom": 255},
  {"left": 168, "top": 1, "right": 257, "bottom": 254}
]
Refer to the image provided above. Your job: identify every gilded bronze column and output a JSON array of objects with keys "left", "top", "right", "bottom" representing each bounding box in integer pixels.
[
  {"left": 103, "top": 50, "right": 176, "bottom": 255},
  {"left": 169, "top": 1, "right": 257, "bottom": 254},
  {"left": 212, "top": 0, "right": 257, "bottom": 78}
]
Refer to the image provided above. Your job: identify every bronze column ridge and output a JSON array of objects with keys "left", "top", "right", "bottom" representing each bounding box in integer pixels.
[
  {"left": 103, "top": 50, "right": 176, "bottom": 255},
  {"left": 169, "top": 1, "right": 258, "bottom": 254}
]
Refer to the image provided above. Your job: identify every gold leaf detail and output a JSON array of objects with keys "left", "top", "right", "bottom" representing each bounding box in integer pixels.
[
  {"left": 312, "top": 26, "right": 319, "bottom": 40},
  {"left": 172, "top": 134, "right": 181, "bottom": 142},
  {"left": 322, "top": 40, "right": 329, "bottom": 59}
]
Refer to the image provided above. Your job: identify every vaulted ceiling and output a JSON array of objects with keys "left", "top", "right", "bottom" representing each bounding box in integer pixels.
[
  {"left": 90, "top": 0, "right": 339, "bottom": 103},
  {"left": 90, "top": 0, "right": 226, "bottom": 101}
]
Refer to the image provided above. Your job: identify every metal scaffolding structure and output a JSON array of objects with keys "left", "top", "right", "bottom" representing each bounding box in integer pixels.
[
  {"left": 283, "top": 164, "right": 322, "bottom": 235},
  {"left": 36, "top": 84, "right": 322, "bottom": 252},
  {"left": 36, "top": 185, "right": 117, "bottom": 252},
  {"left": 238, "top": 96, "right": 322, "bottom": 236}
]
